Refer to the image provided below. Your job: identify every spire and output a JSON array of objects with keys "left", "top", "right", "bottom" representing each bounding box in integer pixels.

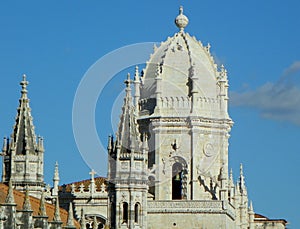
[
  {"left": 239, "top": 163, "right": 247, "bottom": 194},
  {"left": 133, "top": 66, "right": 140, "bottom": 111},
  {"left": 116, "top": 74, "right": 140, "bottom": 154},
  {"left": 22, "top": 186, "right": 32, "bottom": 211},
  {"left": 66, "top": 202, "right": 75, "bottom": 228},
  {"left": 5, "top": 180, "right": 15, "bottom": 204},
  {"left": 175, "top": 6, "right": 189, "bottom": 31},
  {"left": 80, "top": 208, "right": 86, "bottom": 229},
  {"left": 10, "top": 74, "right": 39, "bottom": 156},
  {"left": 53, "top": 197, "right": 61, "bottom": 222},
  {"left": 38, "top": 191, "right": 47, "bottom": 216},
  {"left": 52, "top": 162, "right": 60, "bottom": 196}
]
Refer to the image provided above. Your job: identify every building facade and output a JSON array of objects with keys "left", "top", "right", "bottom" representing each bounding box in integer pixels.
[{"left": 0, "top": 6, "right": 287, "bottom": 229}]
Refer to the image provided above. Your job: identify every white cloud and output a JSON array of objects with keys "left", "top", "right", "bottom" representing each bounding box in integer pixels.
[{"left": 230, "top": 61, "right": 300, "bottom": 125}]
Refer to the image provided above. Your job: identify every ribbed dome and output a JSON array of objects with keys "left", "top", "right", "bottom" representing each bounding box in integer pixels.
[{"left": 141, "top": 31, "right": 218, "bottom": 99}]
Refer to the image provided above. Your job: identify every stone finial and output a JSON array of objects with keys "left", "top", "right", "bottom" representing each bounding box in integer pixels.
[
  {"left": 80, "top": 208, "right": 86, "bottom": 229},
  {"left": 53, "top": 197, "right": 61, "bottom": 222},
  {"left": 52, "top": 162, "right": 60, "bottom": 197},
  {"left": 5, "top": 180, "right": 15, "bottom": 204},
  {"left": 20, "top": 74, "right": 29, "bottom": 98},
  {"left": 175, "top": 6, "right": 189, "bottom": 31},
  {"left": 23, "top": 186, "right": 32, "bottom": 211},
  {"left": 249, "top": 201, "right": 254, "bottom": 213},
  {"left": 107, "top": 135, "right": 113, "bottom": 151},
  {"left": 38, "top": 191, "right": 47, "bottom": 216},
  {"left": 2, "top": 137, "right": 7, "bottom": 153},
  {"left": 125, "top": 73, "right": 131, "bottom": 90},
  {"left": 66, "top": 202, "right": 75, "bottom": 227},
  {"left": 134, "top": 66, "right": 139, "bottom": 81},
  {"left": 220, "top": 64, "right": 228, "bottom": 79},
  {"left": 239, "top": 163, "right": 247, "bottom": 194}
]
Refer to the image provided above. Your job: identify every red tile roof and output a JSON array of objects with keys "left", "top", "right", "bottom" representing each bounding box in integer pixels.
[{"left": 0, "top": 183, "right": 80, "bottom": 228}]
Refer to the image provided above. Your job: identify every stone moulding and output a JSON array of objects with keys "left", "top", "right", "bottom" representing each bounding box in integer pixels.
[{"left": 147, "top": 200, "right": 235, "bottom": 219}]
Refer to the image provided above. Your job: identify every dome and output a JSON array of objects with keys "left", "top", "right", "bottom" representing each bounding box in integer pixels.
[
  {"left": 139, "top": 7, "right": 226, "bottom": 118},
  {"left": 141, "top": 10, "right": 219, "bottom": 99}
]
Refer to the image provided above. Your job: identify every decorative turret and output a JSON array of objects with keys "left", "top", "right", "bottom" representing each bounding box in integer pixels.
[{"left": 1, "top": 75, "right": 45, "bottom": 197}]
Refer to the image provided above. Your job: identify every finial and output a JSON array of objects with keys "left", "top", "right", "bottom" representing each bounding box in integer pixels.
[
  {"left": 53, "top": 197, "right": 61, "bottom": 222},
  {"left": 2, "top": 137, "right": 7, "bottom": 152},
  {"left": 80, "top": 208, "right": 86, "bottom": 229},
  {"left": 5, "top": 179, "right": 15, "bottom": 204},
  {"left": 239, "top": 163, "right": 246, "bottom": 194},
  {"left": 175, "top": 6, "right": 189, "bottom": 31},
  {"left": 20, "top": 74, "right": 29, "bottom": 97},
  {"left": 67, "top": 202, "right": 75, "bottom": 227},
  {"left": 23, "top": 186, "right": 32, "bottom": 211},
  {"left": 134, "top": 66, "right": 139, "bottom": 81},
  {"left": 249, "top": 201, "right": 254, "bottom": 212},
  {"left": 124, "top": 73, "right": 132, "bottom": 94},
  {"left": 107, "top": 135, "right": 112, "bottom": 151},
  {"left": 240, "top": 163, "right": 243, "bottom": 176},
  {"left": 38, "top": 190, "right": 47, "bottom": 216},
  {"left": 54, "top": 161, "right": 59, "bottom": 181}
]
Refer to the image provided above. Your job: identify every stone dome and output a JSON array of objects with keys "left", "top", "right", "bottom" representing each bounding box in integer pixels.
[
  {"left": 139, "top": 6, "right": 225, "bottom": 118},
  {"left": 141, "top": 30, "right": 219, "bottom": 100}
]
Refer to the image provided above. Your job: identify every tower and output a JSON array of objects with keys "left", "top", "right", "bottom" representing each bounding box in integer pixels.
[
  {"left": 138, "top": 6, "right": 233, "bottom": 201},
  {"left": 1, "top": 75, "right": 45, "bottom": 197},
  {"left": 108, "top": 74, "right": 149, "bottom": 229}
]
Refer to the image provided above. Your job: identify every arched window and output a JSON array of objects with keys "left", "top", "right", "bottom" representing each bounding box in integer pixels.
[
  {"left": 122, "top": 202, "right": 128, "bottom": 223},
  {"left": 134, "top": 203, "right": 140, "bottom": 223},
  {"left": 172, "top": 162, "right": 183, "bottom": 200}
]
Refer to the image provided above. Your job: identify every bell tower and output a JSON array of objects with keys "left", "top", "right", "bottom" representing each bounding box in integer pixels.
[
  {"left": 1, "top": 75, "right": 45, "bottom": 197},
  {"left": 138, "top": 6, "right": 233, "bottom": 201}
]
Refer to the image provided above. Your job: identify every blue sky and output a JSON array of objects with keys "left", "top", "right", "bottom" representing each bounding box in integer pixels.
[{"left": 0, "top": 1, "right": 299, "bottom": 227}]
